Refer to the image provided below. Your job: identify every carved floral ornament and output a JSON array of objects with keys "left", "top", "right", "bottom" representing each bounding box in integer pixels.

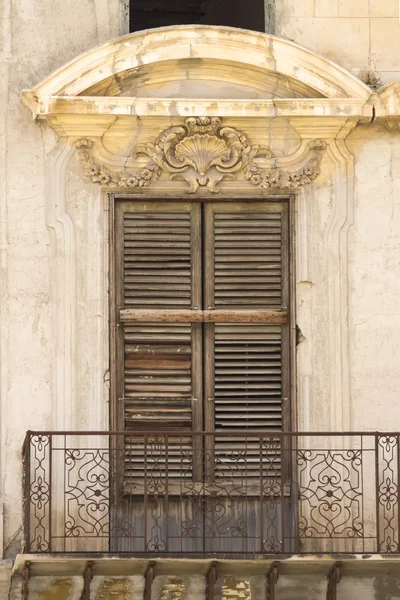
[{"left": 76, "top": 117, "right": 327, "bottom": 193}]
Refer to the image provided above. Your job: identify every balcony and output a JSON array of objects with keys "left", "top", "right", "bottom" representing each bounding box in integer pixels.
[{"left": 23, "top": 431, "right": 400, "bottom": 556}]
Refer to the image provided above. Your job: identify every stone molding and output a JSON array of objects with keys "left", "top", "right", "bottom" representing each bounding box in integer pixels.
[
  {"left": 46, "top": 139, "right": 109, "bottom": 431},
  {"left": 325, "top": 138, "right": 355, "bottom": 431},
  {"left": 45, "top": 140, "right": 78, "bottom": 430},
  {"left": 75, "top": 117, "right": 327, "bottom": 193},
  {"left": 20, "top": 26, "right": 372, "bottom": 107}
]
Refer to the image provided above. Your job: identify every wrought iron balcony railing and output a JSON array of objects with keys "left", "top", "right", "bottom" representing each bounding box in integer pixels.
[{"left": 23, "top": 431, "right": 400, "bottom": 556}]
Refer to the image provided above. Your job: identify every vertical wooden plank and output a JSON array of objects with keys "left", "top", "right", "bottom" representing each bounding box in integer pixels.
[
  {"left": 280, "top": 202, "right": 289, "bottom": 314},
  {"left": 109, "top": 195, "right": 117, "bottom": 432},
  {"left": 204, "top": 203, "right": 216, "bottom": 481},
  {"left": 204, "top": 203, "right": 215, "bottom": 311},
  {"left": 115, "top": 202, "right": 126, "bottom": 432},
  {"left": 191, "top": 203, "right": 202, "bottom": 310},
  {"left": 192, "top": 322, "right": 203, "bottom": 481},
  {"left": 112, "top": 200, "right": 127, "bottom": 502},
  {"left": 288, "top": 195, "right": 297, "bottom": 435},
  {"left": 204, "top": 323, "right": 215, "bottom": 480},
  {"left": 280, "top": 202, "right": 291, "bottom": 488},
  {"left": 191, "top": 203, "right": 203, "bottom": 480}
]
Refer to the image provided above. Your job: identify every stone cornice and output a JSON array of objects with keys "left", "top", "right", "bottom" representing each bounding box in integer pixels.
[
  {"left": 19, "top": 27, "right": 380, "bottom": 142},
  {"left": 24, "top": 96, "right": 372, "bottom": 120},
  {"left": 20, "top": 26, "right": 372, "bottom": 102}
]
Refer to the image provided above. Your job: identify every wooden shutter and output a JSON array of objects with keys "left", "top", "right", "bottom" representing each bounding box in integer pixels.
[
  {"left": 203, "top": 202, "right": 289, "bottom": 477},
  {"left": 123, "top": 209, "right": 195, "bottom": 308},
  {"left": 113, "top": 200, "right": 290, "bottom": 481},
  {"left": 114, "top": 202, "right": 202, "bottom": 480}
]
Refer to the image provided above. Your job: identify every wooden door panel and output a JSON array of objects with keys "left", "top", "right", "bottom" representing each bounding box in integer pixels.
[{"left": 112, "top": 198, "right": 292, "bottom": 555}]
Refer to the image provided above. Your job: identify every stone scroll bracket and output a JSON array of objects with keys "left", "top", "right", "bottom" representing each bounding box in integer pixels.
[{"left": 75, "top": 117, "right": 327, "bottom": 194}]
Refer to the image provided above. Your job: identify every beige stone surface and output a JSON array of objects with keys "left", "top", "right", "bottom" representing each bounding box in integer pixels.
[
  {"left": 348, "top": 131, "right": 400, "bottom": 430},
  {"left": 274, "top": 3, "right": 400, "bottom": 82},
  {"left": 370, "top": 0, "right": 398, "bottom": 18},
  {"left": 0, "top": 0, "right": 120, "bottom": 559},
  {"left": 276, "top": 0, "right": 315, "bottom": 18},
  {"left": 276, "top": 17, "right": 370, "bottom": 73},
  {"left": 338, "top": 0, "right": 369, "bottom": 17},
  {"left": 371, "top": 18, "right": 400, "bottom": 72},
  {"left": 315, "top": 0, "right": 338, "bottom": 17},
  {"left": 0, "top": 560, "right": 12, "bottom": 599}
]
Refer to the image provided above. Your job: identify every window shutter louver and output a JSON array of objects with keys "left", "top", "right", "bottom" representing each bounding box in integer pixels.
[
  {"left": 115, "top": 202, "right": 202, "bottom": 482},
  {"left": 123, "top": 209, "right": 195, "bottom": 308},
  {"left": 212, "top": 211, "right": 283, "bottom": 309},
  {"left": 204, "top": 202, "right": 289, "bottom": 479},
  {"left": 114, "top": 199, "right": 290, "bottom": 483}
]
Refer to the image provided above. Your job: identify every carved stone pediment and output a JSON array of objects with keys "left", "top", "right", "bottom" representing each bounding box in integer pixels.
[{"left": 76, "top": 117, "right": 327, "bottom": 193}]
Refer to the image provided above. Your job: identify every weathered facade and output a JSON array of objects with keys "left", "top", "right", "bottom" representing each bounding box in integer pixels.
[{"left": 2, "top": 1, "right": 400, "bottom": 598}]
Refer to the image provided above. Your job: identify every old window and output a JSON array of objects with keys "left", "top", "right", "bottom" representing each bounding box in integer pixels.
[
  {"left": 129, "top": 1, "right": 265, "bottom": 33},
  {"left": 111, "top": 198, "right": 291, "bottom": 463}
]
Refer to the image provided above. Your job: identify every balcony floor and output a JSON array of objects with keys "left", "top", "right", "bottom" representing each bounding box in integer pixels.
[{"left": 9, "top": 554, "right": 400, "bottom": 600}]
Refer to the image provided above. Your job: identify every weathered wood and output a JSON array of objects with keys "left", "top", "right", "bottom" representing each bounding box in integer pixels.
[
  {"left": 120, "top": 309, "right": 288, "bottom": 324},
  {"left": 111, "top": 198, "right": 293, "bottom": 555},
  {"left": 122, "top": 203, "right": 197, "bottom": 310},
  {"left": 192, "top": 322, "right": 203, "bottom": 480},
  {"left": 122, "top": 482, "right": 292, "bottom": 497},
  {"left": 204, "top": 323, "right": 215, "bottom": 479}
]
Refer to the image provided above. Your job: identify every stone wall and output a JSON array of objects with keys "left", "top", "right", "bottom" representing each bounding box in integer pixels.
[
  {"left": 0, "top": 0, "right": 120, "bottom": 574},
  {"left": 1, "top": 3, "right": 400, "bottom": 596},
  {"left": 273, "top": 0, "right": 400, "bottom": 85}
]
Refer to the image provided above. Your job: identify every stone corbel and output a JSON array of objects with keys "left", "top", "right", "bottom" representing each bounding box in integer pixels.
[{"left": 75, "top": 117, "right": 327, "bottom": 193}]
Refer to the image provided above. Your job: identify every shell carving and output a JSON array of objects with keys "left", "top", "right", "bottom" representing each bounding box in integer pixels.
[
  {"left": 76, "top": 117, "right": 327, "bottom": 193},
  {"left": 144, "top": 116, "right": 264, "bottom": 192},
  {"left": 175, "top": 133, "right": 231, "bottom": 175}
]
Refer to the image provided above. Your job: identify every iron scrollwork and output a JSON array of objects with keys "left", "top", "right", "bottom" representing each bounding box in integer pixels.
[
  {"left": 29, "top": 435, "right": 50, "bottom": 552},
  {"left": 377, "top": 435, "right": 399, "bottom": 552},
  {"left": 297, "top": 448, "right": 363, "bottom": 543},
  {"left": 24, "top": 432, "right": 400, "bottom": 555},
  {"left": 64, "top": 448, "right": 110, "bottom": 539}
]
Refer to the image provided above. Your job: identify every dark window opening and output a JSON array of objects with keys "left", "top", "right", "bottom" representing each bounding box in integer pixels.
[{"left": 129, "top": 0, "right": 265, "bottom": 33}]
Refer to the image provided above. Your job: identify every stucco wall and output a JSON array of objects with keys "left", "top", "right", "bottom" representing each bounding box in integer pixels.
[
  {"left": 274, "top": 0, "right": 400, "bottom": 85},
  {"left": 348, "top": 126, "right": 400, "bottom": 430},
  {"left": 1, "top": 0, "right": 400, "bottom": 577},
  {"left": 0, "top": 0, "right": 120, "bottom": 561}
]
